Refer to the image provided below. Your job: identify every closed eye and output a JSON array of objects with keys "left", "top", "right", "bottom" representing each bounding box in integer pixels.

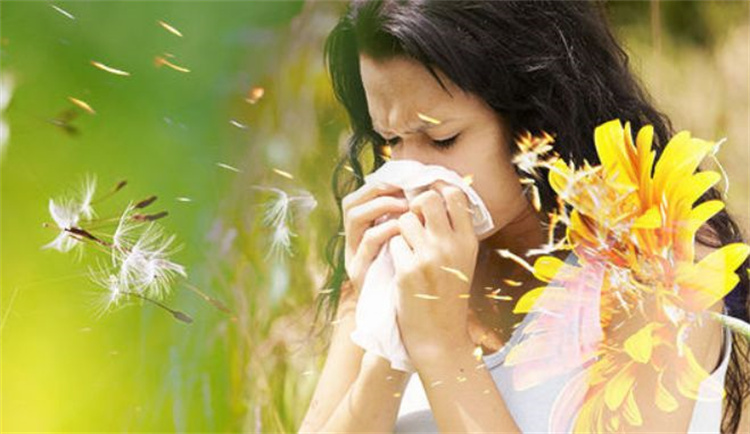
[{"left": 374, "top": 133, "right": 460, "bottom": 150}]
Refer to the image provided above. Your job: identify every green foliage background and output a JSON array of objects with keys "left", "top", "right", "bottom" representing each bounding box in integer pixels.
[{"left": 1, "top": 1, "right": 747, "bottom": 432}]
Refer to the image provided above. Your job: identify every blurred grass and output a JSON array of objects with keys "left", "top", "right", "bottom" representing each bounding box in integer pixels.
[{"left": 0, "top": 1, "right": 747, "bottom": 433}]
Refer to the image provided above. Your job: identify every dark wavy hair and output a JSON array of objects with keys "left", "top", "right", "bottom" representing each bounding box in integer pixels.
[{"left": 311, "top": 0, "right": 749, "bottom": 430}]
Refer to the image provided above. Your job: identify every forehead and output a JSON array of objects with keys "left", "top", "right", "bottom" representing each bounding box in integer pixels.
[{"left": 359, "top": 54, "right": 470, "bottom": 133}]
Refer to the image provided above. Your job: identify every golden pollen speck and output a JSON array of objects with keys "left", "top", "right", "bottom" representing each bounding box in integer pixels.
[
  {"left": 393, "top": 392, "right": 401, "bottom": 398},
  {"left": 157, "top": 20, "right": 183, "bottom": 37},
  {"left": 154, "top": 55, "right": 190, "bottom": 73},
  {"left": 430, "top": 380, "right": 443, "bottom": 388},
  {"left": 503, "top": 279, "right": 523, "bottom": 287},
  {"left": 417, "top": 112, "right": 441, "bottom": 125},
  {"left": 272, "top": 168, "right": 294, "bottom": 179},
  {"left": 91, "top": 60, "right": 130, "bottom": 76},
  {"left": 458, "top": 293, "right": 470, "bottom": 299},
  {"left": 439, "top": 265, "right": 469, "bottom": 282},
  {"left": 414, "top": 293, "right": 440, "bottom": 300},
  {"left": 246, "top": 86, "right": 265, "bottom": 104},
  {"left": 216, "top": 162, "right": 240, "bottom": 173},
  {"left": 473, "top": 346, "right": 483, "bottom": 360},
  {"left": 462, "top": 174, "right": 474, "bottom": 186},
  {"left": 68, "top": 97, "right": 96, "bottom": 115}
]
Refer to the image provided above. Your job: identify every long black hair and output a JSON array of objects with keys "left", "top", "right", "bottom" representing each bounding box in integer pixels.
[{"left": 313, "top": 1, "right": 749, "bottom": 430}]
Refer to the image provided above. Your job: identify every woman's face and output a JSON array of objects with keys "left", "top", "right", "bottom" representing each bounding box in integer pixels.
[{"left": 359, "top": 53, "right": 530, "bottom": 240}]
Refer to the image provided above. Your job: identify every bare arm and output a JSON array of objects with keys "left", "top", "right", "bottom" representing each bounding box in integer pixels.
[
  {"left": 316, "top": 351, "right": 411, "bottom": 433},
  {"left": 416, "top": 342, "right": 522, "bottom": 433},
  {"left": 298, "top": 282, "right": 366, "bottom": 433}
]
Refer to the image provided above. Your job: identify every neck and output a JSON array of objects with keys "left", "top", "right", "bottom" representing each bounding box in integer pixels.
[{"left": 480, "top": 202, "right": 546, "bottom": 254}]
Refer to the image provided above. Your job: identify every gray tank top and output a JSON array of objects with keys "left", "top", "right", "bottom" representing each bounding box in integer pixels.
[{"left": 395, "top": 257, "right": 734, "bottom": 434}]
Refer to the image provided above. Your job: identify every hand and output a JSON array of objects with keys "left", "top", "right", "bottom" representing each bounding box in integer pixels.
[
  {"left": 390, "top": 180, "right": 479, "bottom": 369},
  {"left": 342, "top": 181, "right": 409, "bottom": 300}
]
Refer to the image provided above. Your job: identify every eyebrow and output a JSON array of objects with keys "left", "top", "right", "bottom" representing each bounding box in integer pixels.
[{"left": 372, "top": 117, "right": 454, "bottom": 136}]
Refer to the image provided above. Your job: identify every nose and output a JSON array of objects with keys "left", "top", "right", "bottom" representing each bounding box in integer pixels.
[{"left": 389, "top": 138, "right": 430, "bottom": 164}]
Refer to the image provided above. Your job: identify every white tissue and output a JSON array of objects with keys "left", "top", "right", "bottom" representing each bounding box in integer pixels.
[{"left": 349, "top": 159, "right": 495, "bottom": 372}]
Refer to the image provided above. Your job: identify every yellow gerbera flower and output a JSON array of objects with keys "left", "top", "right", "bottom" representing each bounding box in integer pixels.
[{"left": 507, "top": 119, "right": 749, "bottom": 433}]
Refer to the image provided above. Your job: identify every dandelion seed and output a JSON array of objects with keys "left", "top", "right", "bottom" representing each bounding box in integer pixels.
[
  {"left": 89, "top": 262, "right": 125, "bottom": 315},
  {"left": 439, "top": 265, "right": 469, "bottom": 282},
  {"left": 115, "top": 222, "right": 186, "bottom": 300},
  {"left": 51, "top": 4, "right": 75, "bottom": 20},
  {"left": 132, "top": 211, "right": 168, "bottom": 222},
  {"left": 91, "top": 60, "right": 130, "bottom": 76},
  {"left": 0, "top": 73, "right": 14, "bottom": 163},
  {"left": 216, "top": 162, "right": 241, "bottom": 173},
  {"left": 68, "top": 97, "right": 96, "bottom": 115},
  {"left": 154, "top": 55, "right": 190, "bottom": 73},
  {"left": 134, "top": 195, "right": 157, "bottom": 209},
  {"left": 245, "top": 86, "right": 264, "bottom": 104},
  {"left": 112, "top": 202, "right": 139, "bottom": 254},
  {"left": 251, "top": 186, "right": 317, "bottom": 260},
  {"left": 343, "top": 164, "right": 354, "bottom": 173},
  {"left": 42, "top": 197, "right": 82, "bottom": 253},
  {"left": 77, "top": 174, "right": 98, "bottom": 220},
  {"left": 176, "top": 197, "right": 192, "bottom": 202},
  {"left": 417, "top": 112, "right": 441, "bottom": 125},
  {"left": 157, "top": 20, "right": 183, "bottom": 37},
  {"left": 272, "top": 168, "right": 294, "bottom": 180}
]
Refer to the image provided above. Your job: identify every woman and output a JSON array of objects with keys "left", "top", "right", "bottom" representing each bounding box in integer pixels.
[{"left": 300, "top": 1, "right": 749, "bottom": 432}]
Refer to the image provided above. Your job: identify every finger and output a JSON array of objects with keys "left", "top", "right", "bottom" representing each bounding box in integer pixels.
[
  {"left": 431, "top": 181, "right": 474, "bottom": 234},
  {"left": 389, "top": 234, "right": 416, "bottom": 273},
  {"left": 346, "top": 195, "right": 409, "bottom": 251},
  {"left": 341, "top": 181, "right": 402, "bottom": 215},
  {"left": 408, "top": 189, "right": 451, "bottom": 234},
  {"left": 397, "top": 212, "right": 426, "bottom": 252},
  {"left": 353, "top": 218, "right": 401, "bottom": 269}
]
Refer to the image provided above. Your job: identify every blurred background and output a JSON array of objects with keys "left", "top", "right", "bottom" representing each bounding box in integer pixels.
[{"left": 0, "top": 1, "right": 747, "bottom": 432}]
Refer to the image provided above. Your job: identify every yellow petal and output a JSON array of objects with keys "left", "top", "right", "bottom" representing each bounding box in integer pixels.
[
  {"left": 695, "top": 242, "right": 750, "bottom": 274},
  {"left": 532, "top": 256, "right": 565, "bottom": 282},
  {"left": 549, "top": 159, "right": 572, "bottom": 196},
  {"left": 595, "top": 119, "right": 637, "bottom": 187},
  {"left": 655, "top": 371, "right": 679, "bottom": 413},
  {"left": 604, "top": 362, "right": 636, "bottom": 411},
  {"left": 632, "top": 206, "right": 661, "bottom": 229},
  {"left": 636, "top": 125, "right": 655, "bottom": 201},
  {"left": 624, "top": 323, "right": 656, "bottom": 364},
  {"left": 513, "top": 286, "right": 546, "bottom": 314},
  {"left": 676, "top": 345, "right": 711, "bottom": 400},
  {"left": 687, "top": 200, "right": 725, "bottom": 235},
  {"left": 622, "top": 387, "right": 643, "bottom": 426}
]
